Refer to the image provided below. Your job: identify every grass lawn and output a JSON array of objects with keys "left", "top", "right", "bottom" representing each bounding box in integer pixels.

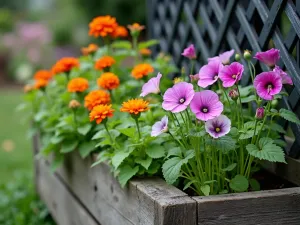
[{"left": 0, "top": 88, "right": 32, "bottom": 184}]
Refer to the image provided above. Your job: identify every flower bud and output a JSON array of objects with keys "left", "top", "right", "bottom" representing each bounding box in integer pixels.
[
  {"left": 235, "top": 53, "right": 241, "bottom": 61},
  {"left": 173, "top": 77, "right": 183, "bottom": 84},
  {"left": 69, "top": 99, "right": 81, "bottom": 109},
  {"left": 271, "top": 99, "right": 278, "bottom": 108},
  {"left": 255, "top": 107, "right": 264, "bottom": 119},
  {"left": 190, "top": 74, "right": 199, "bottom": 82},
  {"left": 229, "top": 88, "right": 239, "bottom": 100},
  {"left": 243, "top": 50, "right": 252, "bottom": 61}
]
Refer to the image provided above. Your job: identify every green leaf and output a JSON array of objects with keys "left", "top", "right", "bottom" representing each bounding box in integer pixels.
[
  {"left": 50, "top": 153, "right": 64, "bottom": 173},
  {"left": 111, "top": 40, "right": 132, "bottom": 49},
  {"left": 205, "top": 136, "right": 236, "bottom": 152},
  {"left": 40, "top": 143, "right": 56, "bottom": 156},
  {"left": 92, "top": 130, "right": 107, "bottom": 140},
  {"left": 118, "top": 165, "right": 139, "bottom": 187},
  {"left": 112, "top": 151, "right": 132, "bottom": 169},
  {"left": 279, "top": 109, "right": 300, "bottom": 124},
  {"left": 200, "top": 185, "right": 210, "bottom": 196},
  {"left": 147, "top": 161, "right": 161, "bottom": 174},
  {"left": 60, "top": 140, "right": 79, "bottom": 153},
  {"left": 246, "top": 138, "right": 286, "bottom": 163},
  {"left": 109, "top": 129, "right": 121, "bottom": 140},
  {"left": 239, "top": 85, "right": 254, "bottom": 97},
  {"left": 229, "top": 175, "right": 249, "bottom": 192},
  {"left": 145, "top": 144, "right": 165, "bottom": 158},
  {"left": 249, "top": 178, "right": 260, "bottom": 191},
  {"left": 34, "top": 110, "right": 48, "bottom": 122},
  {"left": 219, "top": 189, "right": 229, "bottom": 194},
  {"left": 269, "top": 123, "right": 286, "bottom": 134},
  {"left": 119, "top": 127, "right": 136, "bottom": 138},
  {"left": 162, "top": 157, "right": 184, "bottom": 184},
  {"left": 77, "top": 124, "right": 92, "bottom": 135},
  {"left": 78, "top": 141, "right": 96, "bottom": 158},
  {"left": 241, "top": 95, "right": 256, "bottom": 103},
  {"left": 91, "top": 151, "right": 111, "bottom": 167},
  {"left": 136, "top": 157, "right": 152, "bottom": 170},
  {"left": 183, "top": 180, "right": 199, "bottom": 190},
  {"left": 274, "top": 139, "right": 287, "bottom": 147},
  {"left": 166, "top": 147, "right": 182, "bottom": 158},
  {"left": 50, "top": 135, "right": 64, "bottom": 144},
  {"left": 222, "top": 163, "right": 237, "bottom": 172},
  {"left": 239, "top": 130, "right": 255, "bottom": 140},
  {"left": 138, "top": 39, "right": 159, "bottom": 49}
]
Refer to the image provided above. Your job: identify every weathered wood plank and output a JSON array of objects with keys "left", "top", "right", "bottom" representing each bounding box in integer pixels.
[
  {"left": 193, "top": 187, "right": 300, "bottom": 225},
  {"left": 54, "top": 151, "right": 197, "bottom": 225},
  {"left": 36, "top": 159, "right": 99, "bottom": 225}
]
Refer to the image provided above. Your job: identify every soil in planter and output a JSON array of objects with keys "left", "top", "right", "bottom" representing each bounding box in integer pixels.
[{"left": 182, "top": 169, "right": 296, "bottom": 196}]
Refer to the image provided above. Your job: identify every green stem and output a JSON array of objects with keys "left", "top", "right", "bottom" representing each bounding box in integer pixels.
[
  {"left": 134, "top": 118, "right": 141, "bottom": 139},
  {"left": 133, "top": 36, "right": 139, "bottom": 63},
  {"left": 255, "top": 102, "right": 271, "bottom": 145},
  {"left": 104, "top": 122, "right": 113, "bottom": 143},
  {"left": 235, "top": 84, "right": 244, "bottom": 127}
]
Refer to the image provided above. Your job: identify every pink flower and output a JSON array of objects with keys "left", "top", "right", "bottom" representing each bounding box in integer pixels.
[
  {"left": 208, "top": 49, "right": 235, "bottom": 65},
  {"left": 181, "top": 44, "right": 196, "bottom": 59},
  {"left": 162, "top": 82, "right": 195, "bottom": 113},
  {"left": 190, "top": 90, "right": 223, "bottom": 121},
  {"left": 189, "top": 74, "right": 199, "bottom": 82},
  {"left": 228, "top": 88, "right": 239, "bottom": 100},
  {"left": 151, "top": 116, "right": 168, "bottom": 137},
  {"left": 254, "top": 71, "right": 282, "bottom": 100},
  {"left": 198, "top": 60, "right": 224, "bottom": 88},
  {"left": 140, "top": 72, "right": 162, "bottom": 97},
  {"left": 273, "top": 65, "right": 293, "bottom": 85},
  {"left": 255, "top": 107, "right": 265, "bottom": 119},
  {"left": 219, "top": 62, "right": 244, "bottom": 87},
  {"left": 205, "top": 115, "right": 231, "bottom": 138},
  {"left": 254, "top": 48, "right": 280, "bottom": 67}
]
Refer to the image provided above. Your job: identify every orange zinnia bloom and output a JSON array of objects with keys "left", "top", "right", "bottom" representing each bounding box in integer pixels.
[
  {"left": 33, "top": 70, "right": 53, "bottom": 81},
  {"left": 140, "top": 48, "right": 152, "bottom": 56},
  {"left": 84, "top": 90, "right": 111, "bottom": 111},
  {"left": 94, "top": 56, "right": 116, "bottom": 71},
  {"left": 89, "top": 104, "right": 114, "bottom": 124},
  {"left": 97, "top": 72, "right": 120, "bottom": 90},
  {"left": 127, "top": 23, "right": 145, "bottom": 32},
  {"left": 89, "top": 15, "right": 118, "bottom": 38},
  {"left": 67, "top": 77, "right": 89, "bottom": 93},
  {"left": 120, "top": 99, "right": 149, "bottom": 115},
  {"left": 131, "top": 63, "right": 154, "bottom": 79},
  {"left": 81, "top": 43, "right": 98, "bottom": 56},
  {"left": 112, "top": 26, "right": 128, "bottom": 38},
  {"left": 34, "top": 79, "right": 48, "bottom": 90},
  {"left": 52, "top": 57, "right": 80, "bottom": 75}
]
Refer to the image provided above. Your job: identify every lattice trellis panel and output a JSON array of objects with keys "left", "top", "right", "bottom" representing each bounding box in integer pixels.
[{"left": 147, "top": 0, "right": 300, "bottom": 157}]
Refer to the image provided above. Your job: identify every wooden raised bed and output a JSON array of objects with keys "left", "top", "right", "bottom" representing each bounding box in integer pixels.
[{"left": 33, "top": 136, "right": 300, "bottom": 225}]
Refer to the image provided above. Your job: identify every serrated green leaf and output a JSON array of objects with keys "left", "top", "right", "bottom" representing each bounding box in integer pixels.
[
  {"left": 60, "top": 140, "right": 79, "bottom": 153},
  {"left": 222, "top": 163, "right": 237, "bottom": 172},
  {"left": 162, "top": 157, "right": 183, "bottom": 184},
  {"left": 239, "top": 85, "right": 254, "bottom": 97},
  {"left": 145, "top": 144, "right": 165, "bottom": 158},
  {"left": 249, "top": 178, "right": 260, "bottom": 191},
  {"left": 200, "top": 185, "right": 210, "bottom": 196},
  {"left": 205, "top": 136, "right": 236, "bottom": 152},
  {"left": 92, "top": 130, "right": 107, "bottom": 140},
  {"left": 229, "top": 175, "right": 249, "bottom": 192},
  {"left": 136, "top": 157, "right": 152, "bottom": 170},
  {"left": 91, "top": 151, "right": 111, "bottom": 167},
  {"left": 147, "top": 161, "right": 161, "bottom": 174},
  {"left": 78, "top": 141, "right": 96, "bottom": 158},
  {"left": 119, "top": 127, "right": 136, "bottom": 138},
  {"left": 166, "top": 147, "right": 182, "bottom": 158},
  {"left": 241, "top": 95, "right": 256, "bottom": 103},
  {"left": 273, "top": 139, "right": 287, "bottom": 147},
  {"left": 118, "top": 165, "right": 139, "bottom": 187},
  {"left": 183, "top": 179, "right": 199, "bottom": 190},
  {"left": 269, "top": 123, "right": 286, "bottom": 134},
  {"left": 239, "top": 130, "right": 255, "bottom": 140},
  {"left": 77, "top": 123, "right": 92, "bottom": 135},
  {"left": 279, "top": 109, "right": 300, "bottom": 124},
  {"left": 112, "top": 151, "right": 132, "bottom": 169},
  {"left": 138, "top": 39, "right": 159, "bottom": 49}
]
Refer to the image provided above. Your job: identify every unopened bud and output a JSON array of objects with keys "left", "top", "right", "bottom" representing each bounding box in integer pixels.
[
  {"left": 271, "top": 99, "right": 278, "bottom": 108},
  {"left": 255, "top": 107, "right": 264, "bottom": 119},
  {"left": 229, "top": 88, "right": 239, "bottom": 100},
  {"left": 69, "top": 99, "right": 81, "bottom": 109},
  {"left": 174, "top": 77, "right": 183, "bottom": 84},
  {"left": 235, "top": 53, "right": 241, "bottom": 61},
  {"left": 244, "top": 50, "right": 252, "bottom": 61},
  {"left": 190, "top": 74, "right": 199, "bottom": 82}
]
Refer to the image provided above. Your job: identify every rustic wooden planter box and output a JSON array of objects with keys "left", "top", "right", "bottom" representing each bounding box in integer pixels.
[{"left": 33, "top": 136, "right": 300, "bottom": 225}]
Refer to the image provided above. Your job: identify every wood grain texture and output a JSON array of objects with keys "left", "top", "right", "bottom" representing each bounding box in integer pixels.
[
  {"left": 193, "top": 187, "right": 300, "bottom": 225},
  {"left": 36, "top": 159, "right": 99, "bottom": 225}
]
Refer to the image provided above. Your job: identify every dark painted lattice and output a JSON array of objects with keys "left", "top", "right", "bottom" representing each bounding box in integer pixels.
[{"left": 147, "top": 0, "right": 300, "bottom": 157}]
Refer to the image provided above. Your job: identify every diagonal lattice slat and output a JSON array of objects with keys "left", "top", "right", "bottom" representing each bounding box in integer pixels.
[{"left": 147, "top": 0, "right": 300, "bottom": 158}]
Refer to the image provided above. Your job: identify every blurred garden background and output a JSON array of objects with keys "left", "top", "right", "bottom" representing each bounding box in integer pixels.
[{"left": 0, "top": 0, "right": 146, "bottom": 223}]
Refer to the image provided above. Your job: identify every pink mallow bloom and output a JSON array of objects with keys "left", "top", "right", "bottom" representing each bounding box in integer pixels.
[
  {"left": 219, "top": 62, "right": 244, "bottom": 87},
  {"left": 162, "top": 82, "right": 195, "bottom": 113},
  {"left": 190, "top": 90, "right": 223, "bottom": 121},
  {"left": 151, "top": 116, "right": 168, "bottom": 137},
  {"left": 254, "top": 48, "right": 280, "bottom": 67},
  {"left": 181, "top": 44, "right": 196, "bottom": 59},
  {"left": 205, "top": 115, "right": 231, "bottom": 138},
  {"left": 140, "top": 72, "right": 162, "bottom": 97},
  {"left": 198, "top": 60, "right": 224, "bottom": 88},
  {"left": 208, "top": 49, "right": 235, "bottom": 65},
  {"left": 254, "top": 71, "right": 282, "bottom": 100},
  {"left": 273, "top": 65, "right": 293, "bottom": 85}
]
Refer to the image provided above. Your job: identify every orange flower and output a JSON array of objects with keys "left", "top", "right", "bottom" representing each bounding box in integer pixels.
[
  {"left": 95, "top": 56, "right": 116, "bottom": 71},
  {"left": 84, "top": 90, "right": 111, "bottom": 111},
  {"left": 24, "top": 84, "right": 34, "bottom": 93},
  {"left": 33, "top": 70, "right": 52, "bottom": 81},
  {"left": 81, "top": 43, "right": 98, "bottom": 55},
  {"left": 112, "top": 26, "right": 128, "bottom": 38},
  {"left": 89, "top": 15, "right": 118, "bottom": 38},
  {"left": 120, "top": 99, "right": 149, "bottom": 115},
  {"left": 131, "top": 63, "right": 154, "bottom": 79},
  {"left": 89, "top": 104, "right": 114, "bottom": 124},
  {"left": 67, "top": 77, "right": 89, "bottom": 92},
  {"left": 34, "top": 79, "right": 48, "bottom": 89},
  {"left": 140, "top": 48, "right": 152, "bottom": 56},
  {"left": 127, "top": 23, "right": 145, "bottom": 32},
  {"left": 52, "top": 57, "right": 80, "bottom": 75},
  {"left": 97, "top": 72, "right": 120, "bottom": 90}
]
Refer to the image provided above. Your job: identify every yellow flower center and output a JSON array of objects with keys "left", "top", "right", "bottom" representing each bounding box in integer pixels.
[
  {"left": 215, "top": 127, "right": 221, "bottom": 132},
  {"left": 232, "top": 74, "right": 236, "bottom": 79}
]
